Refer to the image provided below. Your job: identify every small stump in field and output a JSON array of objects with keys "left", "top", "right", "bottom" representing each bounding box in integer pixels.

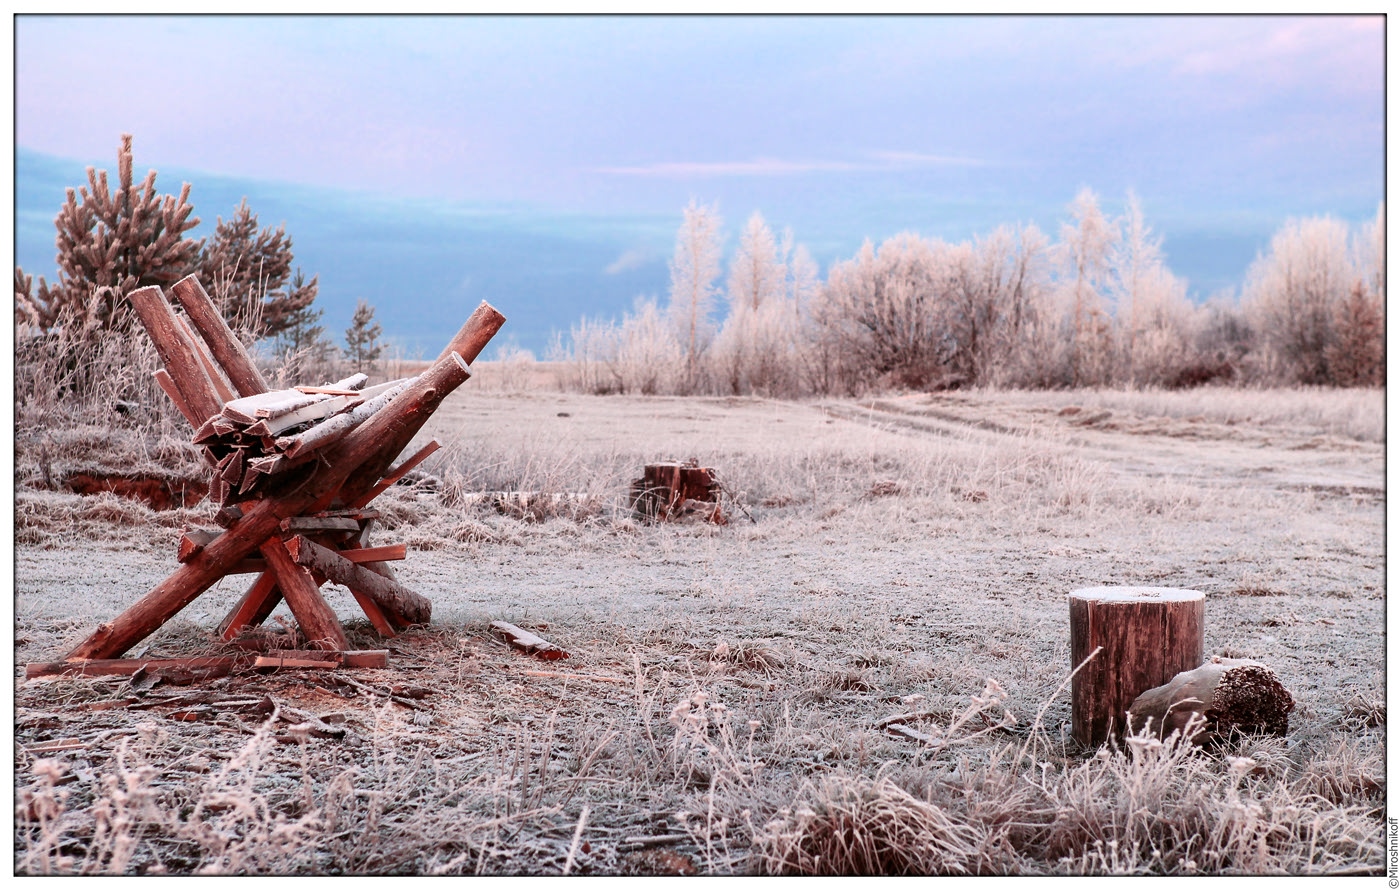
[
  {"left": 630, "top": 460, "right": 724, "bottom": 523},
  {"left": 1069, "top": 586, "right": 1204, "bottom": 748}
]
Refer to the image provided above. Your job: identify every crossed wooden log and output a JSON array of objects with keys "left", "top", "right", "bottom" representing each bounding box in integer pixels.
[{"left": 60, "top": 274, "right": 505, "bottom": 665}]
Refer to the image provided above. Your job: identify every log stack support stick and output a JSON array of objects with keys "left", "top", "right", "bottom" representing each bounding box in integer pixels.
[
  {"left": 1069, "top": 586, "right": 1204, "bottom": 748},
  {"left": 50, "top": 279, "right": 506, "bottom": 671}
]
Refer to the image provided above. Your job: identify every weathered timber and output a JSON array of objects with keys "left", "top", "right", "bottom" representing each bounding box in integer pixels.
[
  {"left": 178, "top": 529, "right": 221, "bottom": 563},
  {"left": 259, "top": 538, "right": 350, "bottom": 651},
  {"left": 222, "top": 389, "right": 323, "bottom": 424},
  {"left": 154, "top": 369, "right": 200, "bottom": 428},
  {"left": 1070, "top": 586, "right": 1204, "bottom": 748},
  {"left": 285, "top": 535, "right": 431, "bottom": 627},
  {"left": 280, "top": 516, "right": 362, "bottom": 535},
  {"left": 295, "top": 385, "right": 360, "bottom": 396},
  {"left": 28, "top": 650, "right": 389, "bottom": 679},
  {"left": 170, "top": 274, "right": 270, "bottom": 397},
  {"left": 491, "top": 620, "right": 569, "bottom": 660},
  {"left": 245, "top": 395, "right": 355, "bottom": 437},
  {"left": 218, "top": 571, "right": 282, "bottom": 639},
  {"left": 175, "top": 312, "right": 238, "bottom": 404},
  {"left": 65, "top": 310, "right": 504, "bottom": 661},
  {"left": 27, "top": 655, "right": 252, "bottom": 680},
  {"left": 347, "top": 589, "right": 398, "bottom": 637},
  {"left": 1127, "top": 657, "right": 1294, "bottom": 743},
  {"left": 348, "top": 439, "right": 442, "bottom": 509},
  {"left": 274, "top": 378, "right": 416, "bottom": 460},
  {"left": 127, "top": 285, "right": 224, "bottom": 424}
]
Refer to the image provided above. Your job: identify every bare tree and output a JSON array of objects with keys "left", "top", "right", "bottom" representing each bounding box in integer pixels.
[
  {"left": 1244, "top": 216, "right": 1353, "bottom": 384},
  {"left": 1059, "top": 188, "right": 1119, "bottom": 386},
  {"left": 666, "top": 199, "right": 724, "bottom": 391},
  {"left": 716, "top": 211, "right": 786, "bottom": 394}
]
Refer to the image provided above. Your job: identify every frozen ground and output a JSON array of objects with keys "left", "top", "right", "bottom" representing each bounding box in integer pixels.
[{"left": 14, "top": 386, "right": 1385, "bottom": 874}]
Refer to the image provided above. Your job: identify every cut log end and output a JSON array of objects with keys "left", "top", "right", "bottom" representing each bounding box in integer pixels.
[{"left": 1127, "top": 658, "right": 1294, "bottom": 744}]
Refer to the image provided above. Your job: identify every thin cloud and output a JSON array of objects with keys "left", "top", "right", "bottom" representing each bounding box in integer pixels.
[
  {"left": 604, "top": 248, "right": 651, "bottom": 275},
  {"left": 599, "top": 151, "right": 989, "bottom": 178}
]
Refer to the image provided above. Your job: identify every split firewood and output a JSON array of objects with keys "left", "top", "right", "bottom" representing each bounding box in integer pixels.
[
  {"left": 491, "top": 621, "right": 569, "bottom": 660},
  {"left": 1127, "top": 657, "right": 1294, "bottom": 744}
]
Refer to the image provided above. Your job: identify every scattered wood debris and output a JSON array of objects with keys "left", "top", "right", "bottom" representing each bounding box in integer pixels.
[{"left": 492, "top": 621, "right": 570, "bottom": 660}]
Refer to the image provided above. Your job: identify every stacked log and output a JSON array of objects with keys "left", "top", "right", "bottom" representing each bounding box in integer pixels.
[{"left": 190, "top": 374, "right": 432, "bottom": 504}]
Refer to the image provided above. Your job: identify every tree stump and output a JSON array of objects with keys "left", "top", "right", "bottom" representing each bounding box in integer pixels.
[
  {"left": 1127, "top": 657, "right": 1294, "bottom": 744},
  {"left": 630, "top": 461, "right": 721, "bottom": 521},
  {"left": 1069, "top": 586, "right": 1204, "bottom": 748}
]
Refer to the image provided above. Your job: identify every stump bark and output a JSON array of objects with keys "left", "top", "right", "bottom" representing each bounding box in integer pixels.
[{"left": 1069, "top": 586, "right": 1204, "bottom": 748}]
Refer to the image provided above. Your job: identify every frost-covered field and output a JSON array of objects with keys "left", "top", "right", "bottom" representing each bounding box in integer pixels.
[{"left": 14, "top": 385, "right": 1385, "bottom": 875}]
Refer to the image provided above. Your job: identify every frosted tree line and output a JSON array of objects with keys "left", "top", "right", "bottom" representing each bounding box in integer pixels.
[{"left": 557, "top": 192, "right": 1384, "bottom": 395}]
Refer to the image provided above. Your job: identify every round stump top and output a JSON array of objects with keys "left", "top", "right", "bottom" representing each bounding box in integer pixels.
[{"left": 1069, "top": 586, "right": 1204, "bottom": 604}]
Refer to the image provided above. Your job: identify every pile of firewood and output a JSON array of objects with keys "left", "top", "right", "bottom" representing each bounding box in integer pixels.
[{"left": 193, "top": 372, "right": 421, "bottom": 504}]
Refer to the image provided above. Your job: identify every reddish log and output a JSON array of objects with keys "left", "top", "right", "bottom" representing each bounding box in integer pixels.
[
  {"left": 174, "top": 312, "right": 237, "bottom": 403},
  {"left": 258, "top": 538, "right": 349, "bottom": 651},
  {"left": 170, "top": 274, "right": 270, "bottom": 398},
  {"left": 153, "top": 369, "right": 199, "bottom": 428},
  {"left": 218, "top": 571, "right": 283, "bottom": 640},
  {"left": 284, "top": 535, "right": 431, "bottom": 627},
  {"left": 127, "top": 285, "right": 224, "bottom": 423}
]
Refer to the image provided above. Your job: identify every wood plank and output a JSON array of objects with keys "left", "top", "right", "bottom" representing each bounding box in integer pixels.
[
  {"left": 280, "top": 517, "right": 362, "bottom": 534},
  {"left": 177, "top": 529, "right": 221, "bottom": 563},
  {"left": 218, "top": 571, "right": 282, "bottom": 639},
  {"left": 169, "top": 274, "right": 271, "bottom": 398},
  {"left": 284, "top": 535, "right": 431, "bottom": 628},
  {"left": 259, "top": 539, "right": 349, "bottom": 651},
  {"left": 29, "top": 650, "right": 388, "bottom": 679},
  {"left": 219, "top": 389, "right": 312, "bottom": 424},
  {"left": 247, "top": 395, "right": 354, "bottom": 437},
  {"left": 30, "top": 656, "right": 249, "bottom": 679},
  {"left": 274, "top": 378, "right": 415, "bottom": 459},
  {"left": 491, "top": 620, "right": 569, "bottom": 660}
]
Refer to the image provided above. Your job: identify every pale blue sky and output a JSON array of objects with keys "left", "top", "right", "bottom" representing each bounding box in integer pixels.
[{"left": 14, "top": 15, "right": 1385, "bottom": 352}]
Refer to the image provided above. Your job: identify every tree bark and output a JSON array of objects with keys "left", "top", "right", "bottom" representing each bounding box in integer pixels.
[
  {"left": 284, "top": 535, "right": 431, "bottom": 627},
  {"left": 169, "top": 274, "right": 270, "bottom": 398},
  {"left": 1069, "top": 586, "right": 1204, "bottom": 748},
  {"left": 258, "top": 538, "right": 349, "bottom": 651},
  {"left": 127, "top": 285, "right": 224, "bottom": 424}
]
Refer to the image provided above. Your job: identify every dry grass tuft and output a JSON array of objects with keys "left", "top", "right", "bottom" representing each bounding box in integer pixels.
[{"left": 752, "top": 771, "right": 979, "bottom": 875}]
